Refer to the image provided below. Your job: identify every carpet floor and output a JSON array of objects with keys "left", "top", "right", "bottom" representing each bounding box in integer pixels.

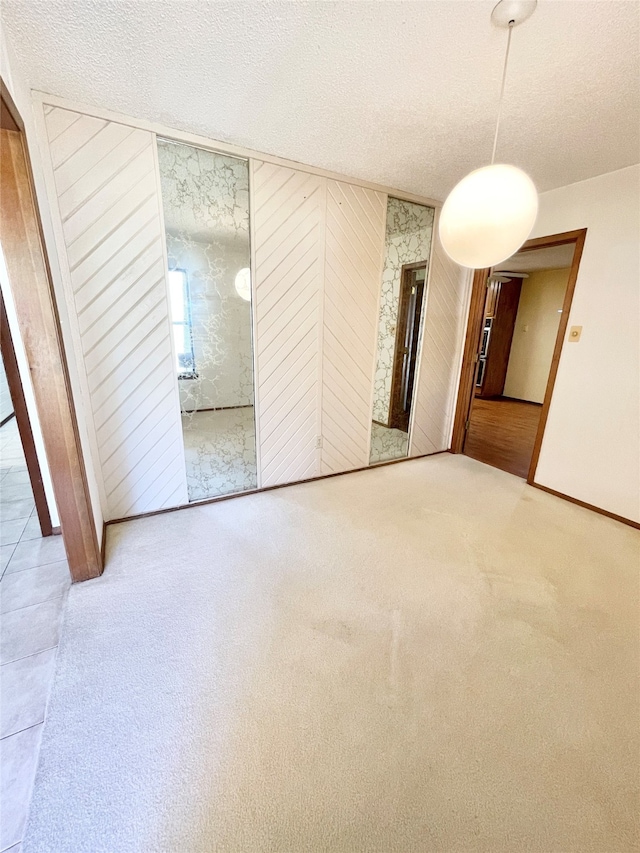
[{"left": 23, "top": 455, "right": 639, "bottom": 852}]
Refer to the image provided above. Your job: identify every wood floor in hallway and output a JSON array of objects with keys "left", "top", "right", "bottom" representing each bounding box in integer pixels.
[{"left": 464, "top": 396, "right": 542, "bottom": 478}]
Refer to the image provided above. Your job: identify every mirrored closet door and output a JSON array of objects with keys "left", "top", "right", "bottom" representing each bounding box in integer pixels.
[
  {"left": 157, "top": 139, "right": 257, "bottom": 500},
  {"left": 370, "top": 197, "right": 434, "bottom": 464}
]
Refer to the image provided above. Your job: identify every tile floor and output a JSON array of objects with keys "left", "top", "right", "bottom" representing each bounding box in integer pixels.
[{"left": 0, "top": 418, "right": 69, "bottom": 853}]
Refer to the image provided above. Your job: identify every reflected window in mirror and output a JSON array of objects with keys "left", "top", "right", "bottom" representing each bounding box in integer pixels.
[
  {"left": 157, "top": 139, "right": 257, "bottom": 502},
  {"left": 168, "top": 269, "right": 197, "bottom": 379}
]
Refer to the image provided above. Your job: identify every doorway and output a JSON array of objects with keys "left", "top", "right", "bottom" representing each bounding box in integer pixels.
[
  {"left": 0, "top": 81, "right": 102, "bottom": 580},
  {"left": 388, "top": 262, "right": 426, "bottom": 432},
  {"left": 1, "top": 287, "right": 53, "bottom": 537},
  {"left": 451, "top": 230, "right": 586, "bottom": 482}
]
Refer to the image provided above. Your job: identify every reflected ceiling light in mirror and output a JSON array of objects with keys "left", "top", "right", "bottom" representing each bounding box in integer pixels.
[
  {"left": 439, "top": 0, "right": 538, "bottom": 269},
  {"left": 235, "top": 267, "right": 251, "bottom": 301}
]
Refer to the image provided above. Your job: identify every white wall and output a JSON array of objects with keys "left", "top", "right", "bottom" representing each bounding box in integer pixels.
[
  {"left": 1, "top": 30, "right": 101, "bottom": 536},
  {"left": 532, "top": 165, "right": 640, "bottom": 523},
  {"left": 504, "top": 268, "right": 569, "bottom": 404}
]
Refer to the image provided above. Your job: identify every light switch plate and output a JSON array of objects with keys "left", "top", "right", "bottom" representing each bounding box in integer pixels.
[{"left": 568, "top": 325, "right": 582, "bottom": 342}]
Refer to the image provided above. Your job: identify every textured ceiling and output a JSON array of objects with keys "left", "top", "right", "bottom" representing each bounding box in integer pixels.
[
  {"left": 495, "top": 244, "right": 575, "bottom": 272},
  {"left": 2, "top": 0, "right": 639, "bottom": 200}
]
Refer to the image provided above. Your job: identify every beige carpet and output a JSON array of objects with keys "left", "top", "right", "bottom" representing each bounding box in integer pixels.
[{"left": 24, "top": 455, "right": 639, "bottom": 852}]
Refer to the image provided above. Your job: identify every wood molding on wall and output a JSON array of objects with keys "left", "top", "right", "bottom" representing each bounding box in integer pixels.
[
  {"left": 524, "top": 229, "right": 586, "bottom": 482},
  {"left": 0, "top": 120, "right": 102, "bottom": 581}
]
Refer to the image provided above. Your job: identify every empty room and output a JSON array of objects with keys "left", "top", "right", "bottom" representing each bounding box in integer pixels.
[{"left": 0, "top": 2, "right": 638, "bottom": 852}]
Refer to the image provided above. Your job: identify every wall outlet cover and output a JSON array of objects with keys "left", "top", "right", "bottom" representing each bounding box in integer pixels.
[{"left": 568, "top": 325, "right": 582, "bottom": 342}]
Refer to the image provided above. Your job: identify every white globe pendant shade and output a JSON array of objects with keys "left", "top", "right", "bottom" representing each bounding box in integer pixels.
[{"left": 438, "top": 164, "right": 538, "bottom": 268}]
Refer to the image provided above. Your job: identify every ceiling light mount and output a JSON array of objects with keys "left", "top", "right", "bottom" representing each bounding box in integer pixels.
[
  {"left": 491, "top": 0, "right": 537, "bottom": 29},
  {"left": 438, "top": 0, "right": 539, "bottom": 269}
]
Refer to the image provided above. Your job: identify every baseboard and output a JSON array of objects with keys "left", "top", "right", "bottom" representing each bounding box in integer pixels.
[
  {"left": 529, "top": 482, "right": 640, "bottom": 530},
  {"left": 501, "top": 396, "right": 543, "bottom": 406},
  {"left": 100, "top": 520, "right": 107, "bottom": 570},
  {"left": 449, "top": 448, "right": 639, "bottom": 530},
  {"left": 106, "top": 450, "right": 450, "bottom": 527}
]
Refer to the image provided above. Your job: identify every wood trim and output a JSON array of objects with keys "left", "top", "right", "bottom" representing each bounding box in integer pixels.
[
  {"left": 106, "top": 450, "right": 450, "bottom": 526},
  {"left": 515, "top": 230, "right": 587, "bottom": 252},
  {"left": 32, "top": 91, "right": 442, "bottom": 210},
  {"left": 101, "top": 519, "right": 108, "bottom": 571},
  {"left": 530, "top": 482, "right": 640, "bottom": 530},
  {"left": 0, "top": 288, "right": 53, "bottom": 536},
  {"left": 526, "top": 230, "right": 586, "bottom": 482},
  {"left": 500, "top": 396, "right": 543, "bottom": 406},
  {"left": 450, "top": 267, "right": 490, "bottom": 452},
  {"left": 0, "top": 94, "right": 102, "bottom": 582}
]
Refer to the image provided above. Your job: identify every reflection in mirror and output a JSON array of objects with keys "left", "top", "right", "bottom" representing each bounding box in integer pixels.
[
  {"left": 157, "top": 139, "right": 257, "bottom": 500},
  {"left": 370, "top": 198, "right": 434, "bottom": 464}
]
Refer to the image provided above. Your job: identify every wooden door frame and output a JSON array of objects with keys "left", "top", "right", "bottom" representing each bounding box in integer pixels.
[
  {"left": 388, "top": 260, "right": 427, "bottom": 431},
  {"left": 450, "top": 228, "right": 587, "bottom": 485},
  {"left": 0, "top": 288, "right": 53, "bottom": 536},
  {"left": 1, "top": 79, "right": 103, "bottom": 581}
]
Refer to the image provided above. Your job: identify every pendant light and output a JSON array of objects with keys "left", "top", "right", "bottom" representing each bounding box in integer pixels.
[{"left": 439, "top": 0, "right": 538, "bottom": 269}]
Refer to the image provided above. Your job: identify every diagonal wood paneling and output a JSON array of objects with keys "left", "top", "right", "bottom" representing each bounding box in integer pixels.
[
  {"left": 321, "top": 181, "right": 386, "bottom": 473},
  {"left": 409, "top": 219, "right": 472, "bottom": 456},
  {"left": 44, "top": 106, "right": 187, "bottom": 519},
  {"left": 251, "top": 160, "right": 325, "bottom": 487}
]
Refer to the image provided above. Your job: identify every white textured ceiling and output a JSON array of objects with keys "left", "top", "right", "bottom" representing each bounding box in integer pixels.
[
  {"left": 2, "top": 0, "right": 639, "bottom": 200},
  {"left": 495, "top": 244, "right": 575, "bottom": 272}
]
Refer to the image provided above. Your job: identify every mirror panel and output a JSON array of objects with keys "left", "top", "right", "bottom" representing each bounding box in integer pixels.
[
  {"left": 157, "top": 139, "right": 257, "bottom": 500},
  {"left": 370, "top": 197, "right": 434, "bottom": 464}
]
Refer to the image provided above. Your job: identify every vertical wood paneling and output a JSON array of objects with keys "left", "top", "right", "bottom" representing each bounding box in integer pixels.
[
  {"left": 321, "top": 181, "right": 386, "bottom": 473},
  {"left": 410, "top": 220, "right": 472, "bottom": 456},
  {"left": 44, "top": 107, "right": 187, "bottom": 519},
  {"left": 251, "top": 160, "right": 324, "bottom": 487}
]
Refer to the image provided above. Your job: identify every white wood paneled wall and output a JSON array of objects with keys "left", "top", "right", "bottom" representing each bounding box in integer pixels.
[
  {"left": 43, "top": 107, "right": 187, "bottom": 519},
  {"left": 251, "top": 161, "right": 325, "bottom": 487},
  {"left": 321, "top": 181, "right": 386, "bottom": 473},
  {"left": 410, "top": 221, "right": 472, "bottom": 456}
]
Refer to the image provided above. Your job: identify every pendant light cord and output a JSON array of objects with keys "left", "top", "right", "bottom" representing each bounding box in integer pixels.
[{"left": 491, "top": 20, "right": 514, "bottom": 165}]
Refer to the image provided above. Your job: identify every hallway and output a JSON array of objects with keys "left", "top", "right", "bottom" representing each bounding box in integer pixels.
[{"left": 464, "top": 396, "right": 542, "bottom": 478}]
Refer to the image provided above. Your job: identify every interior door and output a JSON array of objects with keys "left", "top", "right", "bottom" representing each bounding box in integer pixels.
[{"left": 477, "top": 277, "right": 522, "bottom": 398}]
